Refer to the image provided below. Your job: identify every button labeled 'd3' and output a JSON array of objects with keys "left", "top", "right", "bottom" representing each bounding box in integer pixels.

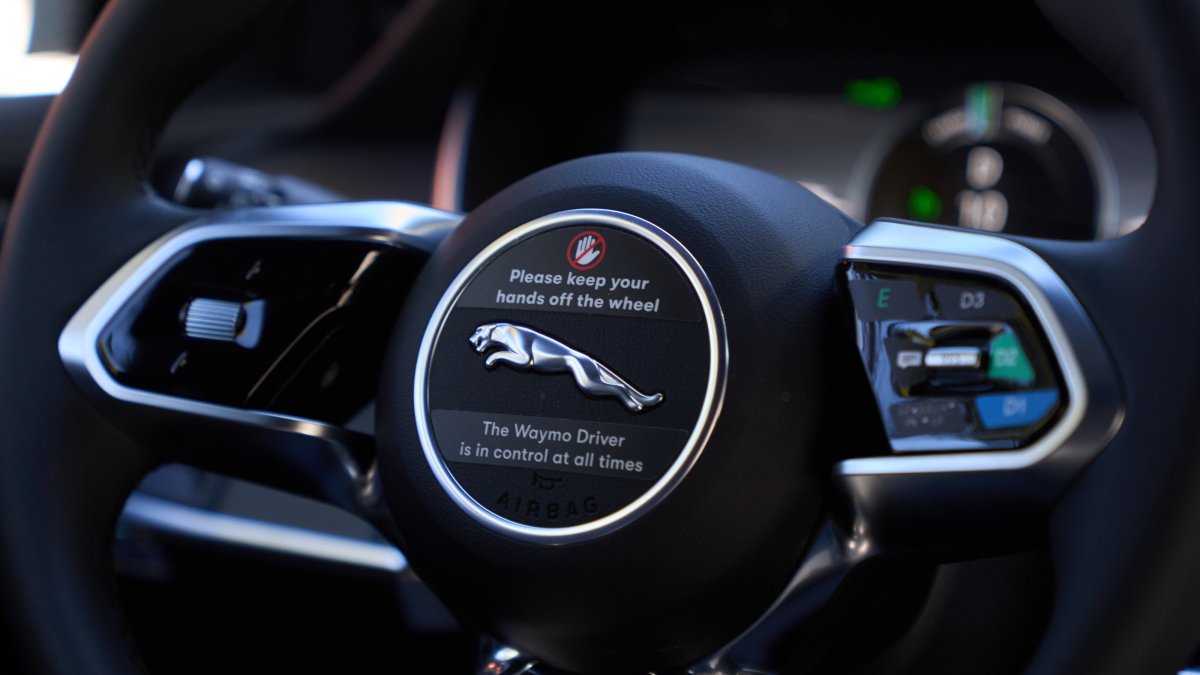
[
  {"left": 934, "top": 284, "right": 1016, "bottom": 320},
  {"left": 849, "top": 280, "right": 924, "bottom": 320}
]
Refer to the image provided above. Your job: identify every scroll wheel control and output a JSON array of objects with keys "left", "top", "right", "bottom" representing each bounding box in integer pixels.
[{"left": 183, "top": 298, "right": 245, "bottom": 343}]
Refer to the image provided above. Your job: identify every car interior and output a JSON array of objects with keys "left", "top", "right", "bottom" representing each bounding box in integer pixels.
[{"left": 0, "top": 0, "right": 1197, "bottom": 674}]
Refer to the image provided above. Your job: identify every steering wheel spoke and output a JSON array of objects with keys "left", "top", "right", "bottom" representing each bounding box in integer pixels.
[
  {"left": 833, "top": 219, "right": 1123, "bottom": 554},
  {"left": 687, "top": 520, "right": 867, "bottom": 674},
  {"left": 59, "top": 201, "right": 460, "bottom": 517},
  {"left": 683, "top": 219, "right": 1127, "bottom": 675}
]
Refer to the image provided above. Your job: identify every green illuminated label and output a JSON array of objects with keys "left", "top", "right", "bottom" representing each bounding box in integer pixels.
[
  {"left": 988, "top": 332, "right": 1034, "bottom": 384},
  {"left": 966, "top": 82, "right": 999, "bottom": 138},
  {"left": 876, "top": 287, "right": 892, "bottom": 309},
  {"left": 908, "top": 185, "right": 942, "bottom": 221},
  {"left": 845, "top": 77, "right": 901, "bottom": 110}
]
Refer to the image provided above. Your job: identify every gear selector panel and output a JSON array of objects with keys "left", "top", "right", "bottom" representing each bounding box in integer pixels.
[{"left": 844, "top": 262, "right": 1065, "bottom": 452}]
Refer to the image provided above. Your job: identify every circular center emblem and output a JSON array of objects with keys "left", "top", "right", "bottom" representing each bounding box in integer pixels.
[{"left": 414, "top": 209, "right": 726, "bottom": 542}]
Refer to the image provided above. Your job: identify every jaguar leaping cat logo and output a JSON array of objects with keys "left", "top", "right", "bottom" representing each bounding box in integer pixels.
[{"left": 469, "top": 322, "right": 664, "bottom": 413}]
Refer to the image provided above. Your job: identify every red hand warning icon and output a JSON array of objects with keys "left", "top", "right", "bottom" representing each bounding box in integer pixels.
[{"left": 567, "top": 230, "right": 606, "bottom": 271}]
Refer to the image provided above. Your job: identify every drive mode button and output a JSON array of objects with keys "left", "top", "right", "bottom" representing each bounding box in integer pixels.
[
  {"left": 934, "top": 283, "right": 1017, "bottom": 320},
  {"left": 849, "top": 280, "right": 924, "bottom": 321},
  {"left": 974, "top": 389, "right": 1059, "bottom": 429}
]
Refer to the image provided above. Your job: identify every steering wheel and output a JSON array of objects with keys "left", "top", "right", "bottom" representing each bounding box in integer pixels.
[{"left": 3, "top": 0, "right": 1199, "bottom": 672}]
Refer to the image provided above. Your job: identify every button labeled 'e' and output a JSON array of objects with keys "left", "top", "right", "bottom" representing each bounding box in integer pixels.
[{"left": 849, "top": 280, "right": 924, "bottom": 321}]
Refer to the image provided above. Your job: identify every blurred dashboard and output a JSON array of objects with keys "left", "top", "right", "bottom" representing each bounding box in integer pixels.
[
  {"left": 450, "top": 0, "right": 1155, "bottom": 243},
  {"left": 623, "top": 81, "right": 1152, "bottom": 239}
]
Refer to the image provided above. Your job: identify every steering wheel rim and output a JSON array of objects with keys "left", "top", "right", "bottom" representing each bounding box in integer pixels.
[
  {"left": 1013, "top": 0, "right": 1200, "bottom": 671},
  {"left": 3, "top": 0, "right": 1199, "bottom": 673}
]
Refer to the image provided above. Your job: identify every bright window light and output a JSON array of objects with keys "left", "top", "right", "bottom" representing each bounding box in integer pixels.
[{"left": 0, "top": 0, "right": 78, "bottom": 98}]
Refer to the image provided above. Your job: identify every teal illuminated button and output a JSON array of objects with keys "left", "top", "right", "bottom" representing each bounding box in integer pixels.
[
  {"left": 988, "top": 331, "right": 1034, "bottom": 384},
  {"left": 974, "top": 389, "right": 1059, "bottom": 430},
  {"left": 848, "top": 280, "right": 924, "bottom": 320}
]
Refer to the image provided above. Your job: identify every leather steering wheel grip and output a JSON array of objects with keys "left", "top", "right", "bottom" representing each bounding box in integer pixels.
[
  {"left": 0, "top": 0, "right": 280, "bottom": 672},
  {"left": 1023, "top": 0, "right": 1200, "bottom": 673}
]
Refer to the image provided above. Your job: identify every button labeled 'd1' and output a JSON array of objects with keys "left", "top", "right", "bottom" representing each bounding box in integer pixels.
[{"left": 975, "top": 389, "right": 1059, "bottom": 429}]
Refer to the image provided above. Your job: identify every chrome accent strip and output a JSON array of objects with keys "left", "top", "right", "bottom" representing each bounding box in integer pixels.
[
  {"left": 58, "top": 202, "right": 461, "bottom": 502},
  {"left": 414, "top": 208, "right": 728, "bottom": 543},
  {"left": 121, "top": 493, "right": 407, "bottom": 573},
  {"left": 838, "top": 219, "right": 1122, "bottom": 475}
]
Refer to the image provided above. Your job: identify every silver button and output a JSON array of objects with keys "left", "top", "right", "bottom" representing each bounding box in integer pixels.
[
  {"left": 183, "top": 298, "right": 245, "bottom": 343},
  {"left": 924, "top": 346, "right": 982, "bottom": 369}
]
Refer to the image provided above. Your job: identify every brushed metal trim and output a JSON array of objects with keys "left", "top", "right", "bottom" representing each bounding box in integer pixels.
[{"left": 121, "top": 493, "right": 407, "bottom": 573}]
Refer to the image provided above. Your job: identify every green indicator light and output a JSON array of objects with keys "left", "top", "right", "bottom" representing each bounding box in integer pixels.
[
  {"left": 845, "top": 77, "right": 901, "bottom": 110},
  {"left": 988, "top": 332, "right": 1035, "bottom": 384},
  {"left": 966, "top": 82, "right": 997, "bottom": 138},
  {"left": 907, "top": 185, "right": 942, "bottom": 221},
  {"left": 876, "top": 287, "right": 892, "bottom": 309}
]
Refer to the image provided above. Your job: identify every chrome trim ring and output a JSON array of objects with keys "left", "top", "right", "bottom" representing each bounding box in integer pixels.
[
  {"left": 413, "top": 208, "right": 728, "bottom": 543},
  {"left": 837, "top": 219, "right": 1123, "bottom": 475}
]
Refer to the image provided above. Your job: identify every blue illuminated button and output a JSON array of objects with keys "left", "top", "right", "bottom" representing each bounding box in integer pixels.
[{"left": 974, "top": 389, "right": 1059, "bottom": 430}]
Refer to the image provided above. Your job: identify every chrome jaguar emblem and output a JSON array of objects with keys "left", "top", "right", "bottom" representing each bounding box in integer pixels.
[{"left": 469, "top": 322, "right": 664, "bottom": 413}]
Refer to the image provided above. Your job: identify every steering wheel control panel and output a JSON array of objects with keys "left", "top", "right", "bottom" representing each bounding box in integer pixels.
[
  {"left": 96, "top": 238, "right": 422, "bottom": 424},
  {"left": 843, "top": 262, "right": 1065, "bottom": 452}
]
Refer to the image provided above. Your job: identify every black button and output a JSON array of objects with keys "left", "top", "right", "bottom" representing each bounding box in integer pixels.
[
  {"left": 849, "top": 280, "right": 925, "bottom": 320},
  {"left": 934, "top": 284, "right": 1016, "bottom": 320},
  {"left": 885, "top": 337, "right": 927, "bottom": 391},
  {"left": 889, "top": 399, "right": 970, "bottom": 437}
]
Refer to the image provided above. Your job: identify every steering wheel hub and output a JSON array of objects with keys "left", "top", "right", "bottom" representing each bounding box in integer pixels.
[
  {"left": 378, "top": 153, "right": 852, "bottom": 672},
  {"left": 413, "top": 209, "right": 726, "bottom": 541}
]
